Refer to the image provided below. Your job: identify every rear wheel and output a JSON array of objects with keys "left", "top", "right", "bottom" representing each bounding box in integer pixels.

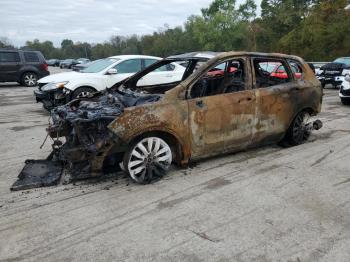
[
  {"left": 123, "top": 136, "right": 172, "bottom": 184},
  {"left": 285, "top": 111, "right": 311, "bottom": 146},
  {"left": 72, "top": 87, "right": 95, "bottom": 99},
  {"left": 21, "top": 72, "right": 38, "bottom": 87}
]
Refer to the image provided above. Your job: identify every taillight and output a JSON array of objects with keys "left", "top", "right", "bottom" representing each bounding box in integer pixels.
[{"left": 41, "top": 63, "right": 48, "bottom": 71}]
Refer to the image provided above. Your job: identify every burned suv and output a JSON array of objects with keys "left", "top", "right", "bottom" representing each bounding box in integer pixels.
[{"left": 12, "top": 52, "right": 323, "bottom": 190}]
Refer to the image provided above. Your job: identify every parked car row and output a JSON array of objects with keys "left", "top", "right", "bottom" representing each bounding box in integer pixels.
[
  {"left": 46, "top": 58, "right": 91, "bottom": 69},
  {"left": 72, "top": 60, "right": 92, "bottom": 71},
  {"left": 47, "top": 59, "right": 61, "bottom": 67},
  {"left": 60, "top": 58, "right": 90, "bottom": 69},
  {"left": 315, "top": 56, "right": 350, "bottom": 104}
]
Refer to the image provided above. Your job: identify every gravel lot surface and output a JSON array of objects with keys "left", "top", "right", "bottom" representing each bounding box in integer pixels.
[{"left": 0, "top": 68, "right": 349, "bottom": 261}]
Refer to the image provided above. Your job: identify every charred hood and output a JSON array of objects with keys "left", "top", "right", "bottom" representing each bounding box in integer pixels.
[{"left": 51, "top": 89, "right": 161, "bottom": 125}]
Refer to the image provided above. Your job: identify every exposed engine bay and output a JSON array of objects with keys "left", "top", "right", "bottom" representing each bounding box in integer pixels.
[{"left": 12, "top": 88, "right": 162, "bottom": 191}]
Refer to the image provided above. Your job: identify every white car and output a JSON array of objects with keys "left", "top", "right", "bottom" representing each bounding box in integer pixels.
[
  {"left": 34, "top": 55, "right": 185, "bottom": 110},
  {"left": 339, "top": 75, "right": 350, "bottom": 105}
]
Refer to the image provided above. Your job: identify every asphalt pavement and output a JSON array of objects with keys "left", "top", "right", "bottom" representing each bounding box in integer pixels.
[{"left": 0, "top": 68, "right": 349, "bottom": 261}]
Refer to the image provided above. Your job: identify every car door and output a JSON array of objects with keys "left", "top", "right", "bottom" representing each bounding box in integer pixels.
[
  {"left": 0, "top": 51, "right": 21, "bottom": 81},
  {"left": 251, "top": 57, "right": 301, "bottom": 145},
  {"left": 105, "top": 59, "right": 142, "bottom": 87},
  {"left": 187, "top": 57, "right": 257, "bottom": 159}
]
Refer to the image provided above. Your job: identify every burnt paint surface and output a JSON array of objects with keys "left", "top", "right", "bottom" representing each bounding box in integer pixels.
[
  {"left": 108, "top": 52, "right": 322, "bottom": 165},
  {"left": 12, "top": 52, "right": 322, "bottom": 190},
  {"left": 26, "top": 52, "right": 322, "bottom": 179},
  {"left": 109, "top": 94, "right": 191, "bottom": 162}
]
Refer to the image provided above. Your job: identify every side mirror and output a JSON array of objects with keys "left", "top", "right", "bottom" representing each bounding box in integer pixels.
[
  {"left": 345, "top": 76, "right": 350, "bottom": 82},
  {"left": 107, "top": 68, "right": 118, "bottom": 75}
]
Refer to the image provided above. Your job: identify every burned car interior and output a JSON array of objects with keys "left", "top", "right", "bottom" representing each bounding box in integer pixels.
[
  {"left": 254, "top": 59, "right": 291, "bottom": 88},
  {"left": 190, "top": 59, "right": 246, "bottom": 98},
  {"left": 253, "top": 58, "right": 304, "bottom": 88},
  {"left": 11, "top": 52, "right": 323, "bottom": 191}
]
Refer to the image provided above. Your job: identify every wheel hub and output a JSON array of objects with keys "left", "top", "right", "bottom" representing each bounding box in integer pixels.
[{"left": 127, "top": 137, "right": 172, "bottom": 183}]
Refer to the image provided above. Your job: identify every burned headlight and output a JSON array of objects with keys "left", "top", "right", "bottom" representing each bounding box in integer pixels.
[{"left": 42, "top": 81, "right": 69, "bottom": 91}]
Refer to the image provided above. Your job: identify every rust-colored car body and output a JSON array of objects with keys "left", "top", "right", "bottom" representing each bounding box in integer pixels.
[
  {"left": 11, "top": 51, "right": 323, "bottom": 190},
  {"left": 11, "top": 52, "right": 323, "bottom": 190},
  {"left": 108, "top": 52, "right": 322, "bottom": 167}
]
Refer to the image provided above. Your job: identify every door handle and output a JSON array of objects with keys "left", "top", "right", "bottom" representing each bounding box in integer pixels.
[
  {"left": 238, "top": 96, "right": 255, "bottom": 104},
  {"left": 244, "top": 96, "right": 255, "bottom": 102},
  {"left": 196, "top": 100, "right": 204, "bottom": 108}
]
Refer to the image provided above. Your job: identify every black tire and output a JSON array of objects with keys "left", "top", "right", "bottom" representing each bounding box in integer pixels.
[
  {"left": 341, "top": 98, "right": 350, "bottom": 105},
  {"left": 21, "top": 72, "right": 38, "bottom": 87},
  {"left": 72, "top": 87, "right": 96, "bottom": 99},
  {"left": 284, "top": 111, "right": 311, "bottom": 146},
  {"left": 123, "top": 136, "right": 173, "bottom": 184}
]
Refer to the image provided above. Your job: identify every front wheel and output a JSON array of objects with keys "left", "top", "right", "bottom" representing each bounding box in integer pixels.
[
  {"left": 285, "top": 111, "right": 311, "bottom": 146},
  {"left": 72, "top": 87, "right": 95, "bottom": 99},
  {"left": 21, "top": 72, "right": 38, "bottom": 87},
  {"left": 123, "top": 137, "right": 172, "bottom": 184}
]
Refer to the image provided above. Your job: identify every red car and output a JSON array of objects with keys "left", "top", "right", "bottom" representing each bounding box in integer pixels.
[
  {"left": 207, "top": 64, "right": 238, "bottom": 77},
  {"left": 261, "top": 62, "right": 302, "bottom": 79}
]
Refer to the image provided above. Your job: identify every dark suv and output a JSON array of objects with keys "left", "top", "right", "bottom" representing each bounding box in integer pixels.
[
  {"left": 0, "top": 49, "right": 49, "bottom": 87},
  {"left": 317, "top": 57, "right": 350, "bottom": 88}
]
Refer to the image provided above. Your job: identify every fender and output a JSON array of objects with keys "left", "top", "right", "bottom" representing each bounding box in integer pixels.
[{"left": 107, "top": 101, "right": 191, "bottom": 163}]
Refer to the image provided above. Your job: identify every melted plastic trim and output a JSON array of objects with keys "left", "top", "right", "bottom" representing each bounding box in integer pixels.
[{"left": 11, "top": 160, "right": 63, "bottom": 191}]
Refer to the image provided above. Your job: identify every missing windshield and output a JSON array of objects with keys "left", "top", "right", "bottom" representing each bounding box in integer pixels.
[{"left": 119, "top": 58, "right": 207, "bottom": 94}]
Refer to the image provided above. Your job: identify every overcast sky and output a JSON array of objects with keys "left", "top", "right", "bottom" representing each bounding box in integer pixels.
[{"left": 0, "top": 0, "right": 261, "bottom": 47}]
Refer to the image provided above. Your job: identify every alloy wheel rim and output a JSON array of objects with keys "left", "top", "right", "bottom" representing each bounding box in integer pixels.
[
  {"left": 24, "top": 74, "right": 37, "bottom": 86},
  {"left": 128, "top": 137, "right": 172, "bottom": 183}
]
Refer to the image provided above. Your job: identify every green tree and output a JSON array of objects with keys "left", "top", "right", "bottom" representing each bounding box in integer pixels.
[
  {"left": 257, "top": 0, "right": 318, "bottom": 52},
  {"left": 23, "top": 39, "right": 56, "bottom": 58},
  {"left": 61, "top": 39, "right": 74, "bottom": 49},
  {"left": 191, "top": 0, "right": 257, "bottom": 51},
  {"left": 0, "top": 37, "right": 14, "bottom": 49},
  {"left": 278, "top": 0, "right": 350, "bottom": 60}
]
